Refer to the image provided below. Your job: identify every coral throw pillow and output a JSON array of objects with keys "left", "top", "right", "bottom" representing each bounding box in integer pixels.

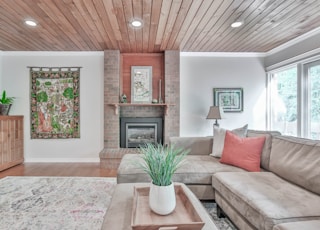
[
  {"left": 211, "top": 124, "right": 248, "bottom": 157},
  {"left": 220, "top": 131, "right": 266, "bottom": 172}
]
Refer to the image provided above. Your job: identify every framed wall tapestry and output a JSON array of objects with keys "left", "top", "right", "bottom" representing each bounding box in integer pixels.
[
  {"left": 131, "top": 66, "right": 152, "bottom": 103},
  {"left": 213, "top": 88, "right": 243, "bottom": 112},
  {"left": 30, "top": 67, "right": 80, "bottom": 139}
]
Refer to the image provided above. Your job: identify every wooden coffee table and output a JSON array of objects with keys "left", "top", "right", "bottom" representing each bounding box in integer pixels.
[{"left": 102, "top": 182, "right": 218, "bottom": 230}]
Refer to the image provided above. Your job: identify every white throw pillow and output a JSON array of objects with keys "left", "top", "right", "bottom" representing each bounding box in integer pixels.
[{"left": 210, "top": 124, "right": 248, "bottom": 157}]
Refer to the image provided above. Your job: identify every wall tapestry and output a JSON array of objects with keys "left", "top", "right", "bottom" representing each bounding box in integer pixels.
[{"left": 30, "top": 67, "right": 80, "bottom": 139}]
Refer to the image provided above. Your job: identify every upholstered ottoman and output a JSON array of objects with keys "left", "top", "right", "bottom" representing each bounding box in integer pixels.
[{"left": 102, "top": 183, "right": 218, "bottom": 230}]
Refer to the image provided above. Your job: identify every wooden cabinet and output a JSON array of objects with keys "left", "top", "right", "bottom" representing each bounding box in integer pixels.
[{"left": 0, "top": 116, "right": 24, "bottom": 171}]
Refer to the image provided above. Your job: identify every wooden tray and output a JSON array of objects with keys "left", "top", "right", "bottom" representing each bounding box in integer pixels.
[{"left": 131, "top": 184, "right": 205, "bottom": 230}]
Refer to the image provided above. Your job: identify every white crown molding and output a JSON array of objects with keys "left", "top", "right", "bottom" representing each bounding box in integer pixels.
[
  {"left": 181, "top": 27, "right": 320, "bottom": 58},
  {"left": 266, "top": 47, "right": 320, "bottom": 72},
  {"left": 266, "top": 26, "right": 320, "bottom": 56},
  {"left": 3, "top": 51, "right": 104, "bottom": 56},
  {"left": 180, "top": 52, "right": 266, "bottom": 57},
  {"left": 25, "top": 157, "right": 100, "bottom": 163}
]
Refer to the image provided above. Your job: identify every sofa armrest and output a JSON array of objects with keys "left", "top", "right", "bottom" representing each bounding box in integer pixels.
[{"left": 169, "top": 136, "right": 213, "bottom": 155}]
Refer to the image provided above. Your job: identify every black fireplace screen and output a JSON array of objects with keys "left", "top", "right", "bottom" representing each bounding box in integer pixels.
[
  {"left": 127, "top": 124, "right": 156, "bottom": 147},
  {"left": 120, "top": 117, "right": 163, "bottom": 148}
]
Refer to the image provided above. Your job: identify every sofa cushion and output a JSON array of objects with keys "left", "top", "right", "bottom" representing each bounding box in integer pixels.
[
  {"left": 220, "top": 131, "right": 266, "bottom": 172},
  {"left": 212, "top": 172, "right": 320, "bottom": 230},
  {"left": 169, "top": 136, "right": 213, "bottom": 155},
  {"left": 117, "top": 154, "right": 246, "bottom": 185},
  {"left": 211, "top": 124, "right": 248, "bottom": 157},
  {"left": 273, "top": 220, "right": 320, "bottom": 230},
  {"left": 269, "top": 135, "right": 320, "bottom": 195},
  {"left": 247, "top": 130, "right": 281, "bottom": 170}
]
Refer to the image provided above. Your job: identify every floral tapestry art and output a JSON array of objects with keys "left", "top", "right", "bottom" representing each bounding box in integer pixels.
[{"left": 30, "top": 67, "right": 80, "bottom": 139}]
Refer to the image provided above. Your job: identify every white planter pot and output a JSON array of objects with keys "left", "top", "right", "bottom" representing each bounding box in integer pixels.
[{"left": 149, "top": 182, "right": 176, "bottom": 215}]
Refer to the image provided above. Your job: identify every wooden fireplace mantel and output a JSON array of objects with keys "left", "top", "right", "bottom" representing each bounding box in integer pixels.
[{"left": 108, "top": 103, "right": 175, "bottom": 116}]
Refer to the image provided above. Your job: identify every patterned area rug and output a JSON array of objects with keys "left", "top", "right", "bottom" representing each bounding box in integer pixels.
[
  {"left": 202, "top": 201, "right": 238, "bottom": 230},
  {"left": 0, "top": 177, "right": 116, "bottom": 230},
  {"left": 1, "top": 177, "right": 236, "bottom": 230}
]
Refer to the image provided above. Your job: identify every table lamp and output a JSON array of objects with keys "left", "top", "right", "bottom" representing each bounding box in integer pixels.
[{"left": 206, "top": 106, "right": 225, "bottom": 127}]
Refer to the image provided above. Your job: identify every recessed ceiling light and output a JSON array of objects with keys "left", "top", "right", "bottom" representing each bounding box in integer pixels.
[
  {"left": 131, "top": 19, "right": 143, "bottom": 28},
  {"left": 231, "top": 21, "right": 243, "bottom": 28},
  {"left": 25, "top": 20, "right": 37, "bottom": 27}
]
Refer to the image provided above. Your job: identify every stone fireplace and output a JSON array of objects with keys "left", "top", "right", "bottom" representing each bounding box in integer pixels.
[{"left": 100, "top": 50, "right": 180, "bottom": 169}]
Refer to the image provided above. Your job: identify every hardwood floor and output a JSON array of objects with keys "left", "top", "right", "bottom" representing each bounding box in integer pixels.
[{"left": 0, "top": 163, "right": 117, "bottom": 179}]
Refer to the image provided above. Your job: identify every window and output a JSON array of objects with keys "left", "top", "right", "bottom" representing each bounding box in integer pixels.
[
  {"left": 267, "top": 58, "right": 320, "bottom": 140},
  {"left": 305, "top": 61, "right": 320, "bottom": 139},
  {"left": 269, "top": 67, "right": 297, "bottom": 136}
]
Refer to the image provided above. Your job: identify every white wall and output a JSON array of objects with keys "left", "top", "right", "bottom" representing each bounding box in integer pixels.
[
  {"left": 1, "top": 52, "right": 104, "bottom": 162},
  {"left": 0, "top": 50, "right": 284, "bottom": 160},
  {"left": 180, "top": 53, "right": 266, "bottom": 137}
]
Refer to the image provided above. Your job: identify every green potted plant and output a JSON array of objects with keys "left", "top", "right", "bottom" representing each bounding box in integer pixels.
[
  {"left": 0, "top": 90, "right": 15, "bottom": 115},
  {"left": 136, "top": 143, "right": 189, "bottom": 215}
]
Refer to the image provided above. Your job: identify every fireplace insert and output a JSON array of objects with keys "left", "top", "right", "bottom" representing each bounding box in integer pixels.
[{"left": 120, "top": 117, "right": 163, "bottom": 148}]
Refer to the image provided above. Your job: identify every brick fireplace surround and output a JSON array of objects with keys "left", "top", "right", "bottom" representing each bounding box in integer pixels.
[{"left": 100, "top": 50, "right": 180, "bottom": 169}]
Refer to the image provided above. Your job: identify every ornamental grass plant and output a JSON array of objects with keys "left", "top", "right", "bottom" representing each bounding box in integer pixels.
[{"left": 137, "top": 143, "right": 189, "bottom": 186}]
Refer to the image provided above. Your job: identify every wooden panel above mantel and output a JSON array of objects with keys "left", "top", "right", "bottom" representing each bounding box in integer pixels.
[{"left": 121, "top": 53, "right": 164, "bottom": 104}]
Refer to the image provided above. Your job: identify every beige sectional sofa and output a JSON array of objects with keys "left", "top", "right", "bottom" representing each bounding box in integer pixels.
[
  {"left": 118, "top": 135, "right": 246, "bottom": 200},
  {"left": 117, "top": 130, "right": 320, "bottom": 230}
]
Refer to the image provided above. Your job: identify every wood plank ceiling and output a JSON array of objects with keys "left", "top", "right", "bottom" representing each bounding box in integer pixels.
[{"left": 0, "top": 0, "right": 320, "bottom": 53}]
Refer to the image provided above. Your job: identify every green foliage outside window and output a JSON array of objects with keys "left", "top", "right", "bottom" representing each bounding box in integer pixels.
[
  {"left": 275, "top": 68, "right": 297, "bottom": 122},
  {"left": 310, "top": 66, "right": 320, "bottom": 122},
  {"left": 272, "top": 65, "right": 320, "bottom": 139}
]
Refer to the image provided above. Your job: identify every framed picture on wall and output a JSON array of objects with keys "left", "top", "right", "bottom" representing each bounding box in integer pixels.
[
  {"left": 213, "top": 88, "right": 243, "bottom": 112},
  {"left": 131, "top": 66, "right": 152, "bottom": 104}
]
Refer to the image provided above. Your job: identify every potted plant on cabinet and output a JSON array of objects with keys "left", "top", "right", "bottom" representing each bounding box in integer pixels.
[
  {"left": 136, "top": 143, "right": 189, "bottom": 215},
  {"left": 0, "top": 90, "right": 15, "bottom": 115}
]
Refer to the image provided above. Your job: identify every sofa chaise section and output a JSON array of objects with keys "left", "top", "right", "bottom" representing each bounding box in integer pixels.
[
  {"left": 213, "top": 172, "right": 320, "bottom": 230},
  {"left": 272, "top": 220, "right": 320, "bottom": 230},
  {"left": 212, "top": 135, "right": 320, "bottom": 230}
]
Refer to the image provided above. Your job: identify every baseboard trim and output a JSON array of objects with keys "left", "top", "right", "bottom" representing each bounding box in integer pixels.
[{"left": 24, "top": 158, "right": 100, "bottom": 163}]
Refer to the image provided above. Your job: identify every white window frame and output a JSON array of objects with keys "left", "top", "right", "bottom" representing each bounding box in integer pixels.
[
  {"left": 267, "top": 64, "right": 298, "bottom": 135},
  {"left": 267, "top": 55, "right": 320, "bottom": 138},
  {"left": 302, "top": 60, "right": 320, "bottom": 138}
]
